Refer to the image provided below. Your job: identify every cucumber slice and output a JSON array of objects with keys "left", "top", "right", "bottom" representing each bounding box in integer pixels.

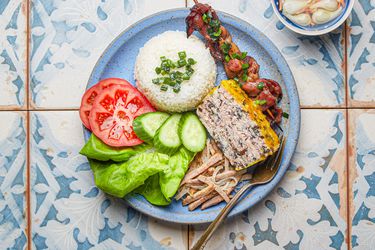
[
  {"left": 154, "top": 114, "right": 182, "bottom": 155},
  {"left": 133, "top": 112, "right": 170, "bottom": 143},
  {"left": 178, "top": 112, "right": 207, "bottom": 152}
]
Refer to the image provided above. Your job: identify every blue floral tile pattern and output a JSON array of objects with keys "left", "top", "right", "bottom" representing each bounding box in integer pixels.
[
  {"left": 187, "top": 0, "right": 345, "bottom": 107},
  {"left": 0, "top": 111, "right": 27, "bottom": 249},
  {"left": 30, "top": 111, "right": 187, "bottom": 250},
  {"left": 349, "top": 110, "right": 375, "bottom": 249},
  {"left": 190, "top": 110, "right": 347, "bottom": 249},
  {"left": 347, "top": 1, "right": 375, "bottom": 107},
  {"left": 30, "top": 0, "right": 185, "bottom": 109},
  {"left": 0, "top": 0, "right": 26, "bottom": 108}
]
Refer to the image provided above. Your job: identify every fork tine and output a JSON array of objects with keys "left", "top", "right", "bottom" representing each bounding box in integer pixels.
[{"left": 268, "top": 135, "right": 285, "bottom": 170}]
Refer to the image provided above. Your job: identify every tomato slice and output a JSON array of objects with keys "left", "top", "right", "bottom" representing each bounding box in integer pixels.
[
  {"left": 89, "top": 85, "right": 155, "bottom": 147},
  {"left": 79, "top": 78, "right": 134, "bottom": 130}
]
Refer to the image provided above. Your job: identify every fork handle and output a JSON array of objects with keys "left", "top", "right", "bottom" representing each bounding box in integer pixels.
[{"left": 191, "top": 182, "right": 254, "bottom": 250}]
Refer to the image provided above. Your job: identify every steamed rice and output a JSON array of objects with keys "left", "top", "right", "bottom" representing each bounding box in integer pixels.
[{"left": 135, "top": 31, "right": 217, "bottom": 112}]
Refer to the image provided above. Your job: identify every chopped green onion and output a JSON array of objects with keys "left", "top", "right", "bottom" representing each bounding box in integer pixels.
[
  {"left": 282, "top": 112, "right": 289, "bottom": 119},
  {"left": 202, "top": 13, "right": 208, "bottom": 23},
  {"left": 254, "top": 100, "right": 267, "bottom": 105},
  {"left": 221, "top": 43, "right": 231, "bottom": 54},
  {"left": 173, "top": 85, "right": 181, "bottom": 93},
  {"left": 187, "top": 58, "right": 196, "bottom": 65},
  {"left": 225, "top": 55, "right": 230, "bottom": 62},
  {"left": 186, "top": 69, "right": 194, "bottom": 77},
  {"left": 153, "top": 52, "right": 196, "bottom": 93},
  {"left": 257, "top": 82, "right": 264, "bottom": 90},
  {"left": 207, "top": 11, "right": 212, "bottom": 19},
  {"left": 152, "top": 78, "right": 160, "bottom": 84},
  {"left": 240, "top": 52, "right": 247, "bottom": 59},
  {"left": 231, "top": 53, "right": 240, "bottom": 59},
  {"left": 241, "top": 74, "right": 248, "bottom": 82},
  {"left": 209, "top": 19, "right": 220, "bottom": 28},
  {"left": 241, "top": 63, "right": 249, "bottom": 70},
  {"left": 213, "top": 29, "right": 222, "bottom": 37},
  {"left": 177, "top": 59, "right": 187, "bottom": 67},
  {"left": 182, "top": 74, "right": 190, "bottom": 80},
  {"left": 233, "top": 77, "right": 239, "bottom": 82},
  {"left": 178, "top": 51, "right": 186, "bottom": 59}
]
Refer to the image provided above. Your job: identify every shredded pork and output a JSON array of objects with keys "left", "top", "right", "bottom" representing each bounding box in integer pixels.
[{"left": 177, "top": 138, "right": 252, "bottom": 211}]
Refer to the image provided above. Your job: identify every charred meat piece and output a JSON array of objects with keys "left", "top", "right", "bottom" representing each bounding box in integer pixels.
[{"left": 196, "top": 80, "right": 280, "bottom": 170}]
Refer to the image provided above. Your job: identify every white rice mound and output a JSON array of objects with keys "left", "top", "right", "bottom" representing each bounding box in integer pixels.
[{"left": 135, "top": 31, "right": 217, "bottom": 112}]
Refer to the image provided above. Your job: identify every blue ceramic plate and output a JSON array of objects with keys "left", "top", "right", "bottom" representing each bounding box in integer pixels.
[{"left": 84, "top": 9, "right": 300, "bottom": 224}]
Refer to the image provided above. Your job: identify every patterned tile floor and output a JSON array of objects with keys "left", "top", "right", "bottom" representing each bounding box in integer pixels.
[{"left": 0, "top": 0, "right": 374, "bottom": 249}]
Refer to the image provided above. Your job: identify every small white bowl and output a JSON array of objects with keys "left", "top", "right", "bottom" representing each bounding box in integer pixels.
[{"left": 271, "top": 0, "right": 354, "bottom": 36}]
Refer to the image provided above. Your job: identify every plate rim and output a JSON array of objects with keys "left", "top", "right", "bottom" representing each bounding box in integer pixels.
[{"left": 84, "top": 8, "right": 301, "bottom": 224}]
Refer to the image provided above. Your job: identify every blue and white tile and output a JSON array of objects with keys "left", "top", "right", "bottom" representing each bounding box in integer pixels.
[
  {"left": 349, "top": 109, "right": 375, "bottom": 249},
  {"left": 30, "top": 0, "right": 185, "bottom": 109},
  {"left": 0, "top": 111, "right": 27, "bottom": 249},
  {"left": 347, "top": 1, "right": 375, "bottom": 107},
  {"left": 187, "top": 0, "right": 345, "bottom": 108},
  {"left": 0, "top": 0, "right": 27, "bottom": 108},
  {"left": 30, "top": 111, "right": 187, "bottom": 249},
  {"left": 190, "top": 110, "right": 347, "bottom": 249}
]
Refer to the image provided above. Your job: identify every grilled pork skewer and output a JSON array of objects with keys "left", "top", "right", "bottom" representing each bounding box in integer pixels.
[{"left": 186, "top": 1, "right": 284, "bottom": 123}]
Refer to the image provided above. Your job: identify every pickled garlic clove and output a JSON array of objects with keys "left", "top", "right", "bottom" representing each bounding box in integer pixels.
[
  {"left": 282, "top": 0, "right": 311, "bottom": 15},
  {"left": 310, "top": 0, "right": 339, "bottom": 12},
  {"left": 311, "top": 7, "right": 342, "bottom": 24},
  {"left": 284, "top": 12, "right": 312, "bottom": 26}
]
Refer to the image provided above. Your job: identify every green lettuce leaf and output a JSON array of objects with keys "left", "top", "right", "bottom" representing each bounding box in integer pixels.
[
  {"left": 159, "top": 147, "right": 195, "bottom": 200},
  {"left": 89, "top": 152, "right": 169, "bottom": 198},
  {"left": 81, "top": 134, "right": 150, "bottom": 162},
  {"left": 135, "top": 175, "right": 170, "bottom": 206}
]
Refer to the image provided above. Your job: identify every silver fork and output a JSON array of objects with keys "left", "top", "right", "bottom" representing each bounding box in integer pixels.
[{"left": 191, "top": 136, "right": 285, "bottom": 250}]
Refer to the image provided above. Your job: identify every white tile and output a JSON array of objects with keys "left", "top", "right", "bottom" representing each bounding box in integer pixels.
[
  {"left": 30, "top": 0, "right": 185, "bottom": 109},
  {"left": 347, "top": 1, "right": 375, "bottom": 107},
  {"left": 0, "top": 111, "right": 27, "bottom": 249},
  {"left": 349, "top": 109, "right": 375, "bottom": 249},
  {"left": 0, "top": 0, "right": 27, "bottom": 108}
]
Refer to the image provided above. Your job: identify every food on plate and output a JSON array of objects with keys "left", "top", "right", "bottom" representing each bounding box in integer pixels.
[
  {"left": 176, "top": 138, "right": 252, "bottom": 210},
  {"left": 280, "top": 0, "right": 344, "bottom": 26},
  {"left": 197, "top": 80, "right": 280, "bottom": 170},
  {"left": 152, "top": 51, "right": 197, "bottom": 93},
  {"left": 80, "top": 134, "right": 150, "bottom": 162},
  {"left": 79, "top": 78, "right": 135, "bottom": 130},
  {"left": 159, "top": 147, "right": 195, "bottom": 201},
  {"left": 88, "top": 152, "right": 169, "bottom": 198},
  {"left": 135, "top": 31, "right": 216, "bottom": 112},
  {"left": 178, "top": 112, "right": 207, "bottom": 152},
  {"left": 84, "top": 142, "right": 195, "bottom": 205},
  {"left": 89, "top": 84, "right": 155, "bottom": 147},
  {"left": 154, "top": 114, "right": 183, "bottom": 155},
  {"left": 133, "top": 112, "right": 170, "bottom": 143},
  {"left": 186, "top": 2, "right": 284, "bottom": 123},
  {"left": 135, "top": 174, "right": 170, "bottom": 206}
]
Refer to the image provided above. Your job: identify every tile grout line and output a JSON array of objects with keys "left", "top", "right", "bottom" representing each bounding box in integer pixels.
[
  {"left": 185, "top": 0, "right": 190, "bottom": 248},
  {"left": 26, "top": 0, "right": 32, "bottom": 249},
  {"left": 344, "top": 20, "right": 352, "bottom": 250}
]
